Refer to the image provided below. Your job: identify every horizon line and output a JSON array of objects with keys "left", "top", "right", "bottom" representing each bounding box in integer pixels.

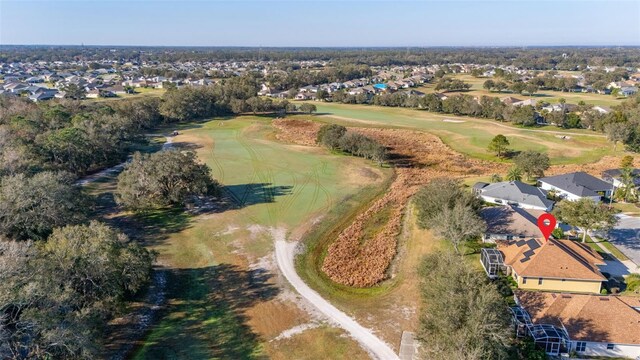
[{"left": 2, "top": 44, "right": 640, "bottom": 49}]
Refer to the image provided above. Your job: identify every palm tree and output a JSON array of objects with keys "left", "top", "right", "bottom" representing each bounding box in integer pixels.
[
  {"left": 619, "top": 167, "right": 638, "bottom": 202},
  {"left": 506, "top": 166, "right": 522, "bottom": 181}
]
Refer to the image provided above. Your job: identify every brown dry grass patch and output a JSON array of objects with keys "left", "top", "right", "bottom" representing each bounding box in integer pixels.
[
  {"left": 273, "top": 118, "right": 505, "bottom": 287},
  {"left": 245, "top": 299, "right": 310, "bottom": 339},
  {"left": 547, "top": 155, "right": 630, "bottom": 177},
  {"left": 272, "top": 118, "right": 321, "bottom": 146},
  {"left": 267, "top": 327, "right": 371, "bottom": 360}
]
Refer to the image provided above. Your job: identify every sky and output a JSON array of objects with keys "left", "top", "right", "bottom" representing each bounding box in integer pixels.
[{"left": 1, "top": 0, "right": 639, "bottom": 47}]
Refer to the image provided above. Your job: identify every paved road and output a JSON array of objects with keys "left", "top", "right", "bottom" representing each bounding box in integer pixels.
[
  {"left": 606, "top": 214, "right": 640, "bottom": 267},
  {"left": 275, "top": 240, "right": 399, "bottom": 360}
]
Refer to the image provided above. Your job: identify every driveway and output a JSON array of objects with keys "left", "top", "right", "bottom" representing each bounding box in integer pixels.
[
  {"left": 275, "top": 240, "right": 399, "bottom": 360},
  {"left": 606, "top": 214, "right": 640, "bottom": 267}
]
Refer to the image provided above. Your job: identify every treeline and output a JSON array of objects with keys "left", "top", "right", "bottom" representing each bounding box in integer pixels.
[
  {"left": 0, "top": 80, "right": 260, "bottom": 358},
  {"left": 316, "top": 124, "right": 387, "bottom": 164},
  {"left": 0, "top": 96, "right": 163, "bottom": 176},
  {"left": 265, "top": 63, "right": 372, "bottom": 90},
  {"left": 331, "top": 91, "right": 542, "bottom": 125},
  {"left": 2, "top": 46, "right": 640, "bottom": 68},
  {"left": 329, "top": 88, "right": 640, "bottom": 141}
]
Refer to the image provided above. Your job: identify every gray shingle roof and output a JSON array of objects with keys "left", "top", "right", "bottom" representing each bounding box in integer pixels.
[
  {"left": 538, "top": 172, "right": 612, "bottom": 197},
  {"left": 479, "top": 181, "right": 554, "bottom": 209}
]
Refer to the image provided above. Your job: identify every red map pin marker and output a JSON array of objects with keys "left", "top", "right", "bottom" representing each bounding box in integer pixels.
[{"left": 537, "top": 213, "right": 557, "bottom": 241}]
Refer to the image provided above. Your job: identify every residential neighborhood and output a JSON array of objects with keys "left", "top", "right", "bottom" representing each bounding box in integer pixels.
[{"left": 477, "top": 168, "right": 640, "bottom": 358}]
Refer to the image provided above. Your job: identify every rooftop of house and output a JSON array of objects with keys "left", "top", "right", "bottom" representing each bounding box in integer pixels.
[
  {"left": 538, "top": 172, "right": 612, "bottom": 197},
  {"left": 499, "top": 238, "right": 606, "bottom": 281},
  {"left": 476, "top": 181, "right": 554, "bottom": 210},
  {"left": 602, "top": 168, "right": 640, "bottom": 179},
  {"left": 501, "top": 96, "right": 523, "bottom": 104},
  {"left": 517, "top": 291, "right": 640, "bottom": 345},
  {"left": 481, "top": 206, "right": 545, "bottom": 239}
]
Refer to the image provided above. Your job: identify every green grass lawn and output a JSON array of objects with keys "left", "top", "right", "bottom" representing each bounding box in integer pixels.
[
  {"left": 129, "top": 116, "right": 390, "bottom": 359},
  {"left": 613, "top": 201, "right": 640, "bottom": 216},
  {"left": 584, "top": 235, "right": 630, "bottom": 262},
  {"left": 87, "top": 87, "right": 166, "bottom": 103},
  {"left": 417, "top": 73, "right": 625, "bottom": 108},
  {"left": 315, "top": 102, "right": 616, "bottom": 165}
]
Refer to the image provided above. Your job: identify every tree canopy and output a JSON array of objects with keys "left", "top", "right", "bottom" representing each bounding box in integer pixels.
[
  {"left": 418, "top": 251, "right": 511, "bottom": 360},
  {"left": 514, "top": 151, "right": 550, "bottom": 180},
  {"left": 487, "top": 134, "right": 510, "bottom": 158},
  {"left": 0, "top": 222, "right": 154, "bottom": 359},
  {"left": 116, "top": 150, "right": 219, "bottom": 211},
  {"left": 553, "top": 199, "right": 618, "bottom": 242},
  {"left": 0, "top": 171, "right": 88, "bottom": 240}
]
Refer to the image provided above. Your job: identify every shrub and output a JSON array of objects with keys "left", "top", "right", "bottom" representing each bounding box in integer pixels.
[
  {"left": 116, "top": 150, "right": 219, "bottom": 210},
  {"left": 316, "top": 124, "right": 346, "bottom": 149}
]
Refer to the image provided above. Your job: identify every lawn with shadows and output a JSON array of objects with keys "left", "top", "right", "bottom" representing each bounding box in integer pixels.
[
  {"left": 133, "top": 264, "right": 278, "bottom": 360},
  {"left": 130, "top": 116, "right": 390, "bottom": 359}
]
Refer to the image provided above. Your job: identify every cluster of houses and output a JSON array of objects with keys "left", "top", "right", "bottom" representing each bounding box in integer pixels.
[
  {"left": 475, "top": 170, "right": 640, "bottom": 358},
  {"left": 258, "top": 72, "right": 434, "bottom": 101},
  {"left": 0, "top": 57, "right": 275, "bottom": 101},
  {"left": 0, "top": 71, "right": 214, "bottom": 101}
]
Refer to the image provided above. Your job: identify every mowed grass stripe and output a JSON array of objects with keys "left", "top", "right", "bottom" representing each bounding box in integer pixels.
[{"left": 315, "top": 102, "right": 615, "bottom": 165}]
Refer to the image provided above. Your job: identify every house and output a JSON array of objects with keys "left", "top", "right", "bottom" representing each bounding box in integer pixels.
[
  {"left": 104, "top": 85, "right": 129, "bottom": 95},
  {"left": 501, "top": 96, "right": 523, "bottom": 105},
  {"left": 592, "top": 105, "right": 612, "bottom": 114},
  {"left": 28, "top": 90, "right": 57, "bottom": 102},
  {"left": 347, "top": 87, "right": 367, "bottom": 96},
  {"left": 620, "top": 86, "right": 638, "bottom": 97},
  {"left": 512, "top": 98, "right": 536, "bottom": 107},
  {"left": 474, "top": 181, "right": 554, "bottom": 211},
  {"left": 601, "top": 168, "right": 640, "bottom": 188},
  {"left": 402, "top": 89, "right": 425, "bottom": 97},
  {"left": 294, "top": 92, "right": 315, "bottom": 101},
  {"left": 538, "top": 172, "right": 613, "bottom": 202},
  {"left": 480, "top": 206, "right": 545, "bottom": 243},
  {"left": 257, "top": 84, "right": 275, "bottom": 96},
  {"left": 542, "top": 103, "right": 578, "bottom": 113},
  {"left": 497, "top": 238, "right": 606, "bottom": 293},
  {"left": 433, "top": 92, "right": 448, "bottom": 100},
  {"left": 515, "top": 291, "right": 640, "bottom": 358},
  {"left": 86, "top": 89, "right": 101, "bottom": 98}
]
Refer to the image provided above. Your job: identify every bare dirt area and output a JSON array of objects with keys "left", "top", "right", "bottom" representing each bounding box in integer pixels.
[
  {"left": 547, "top": 154, "right": 628, "bottom": 177},
  {"left": 272, "top": 118, "right": 322, "bottom": 146},
  {"left": 273, "top": 119, "right": 505, "bottom": 287}
]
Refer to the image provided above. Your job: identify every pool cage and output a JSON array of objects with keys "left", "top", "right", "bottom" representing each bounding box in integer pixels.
[
  {"left": 480, "top": 248, "right": 504, "bottom": 279},
  {"left": 510, "top": 306, "right": 570, "bottom": 356}
]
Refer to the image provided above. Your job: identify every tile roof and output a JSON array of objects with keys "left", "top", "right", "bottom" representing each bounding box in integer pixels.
[
  {"left": 517, "top": 291, "right": 640, "bottom": 345},
  {"left": 500, "top": 238, "right": 606, "bottom": 281}
]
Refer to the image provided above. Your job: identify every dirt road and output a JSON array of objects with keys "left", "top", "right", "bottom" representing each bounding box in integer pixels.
[
  {"left": 76, "top": 135, "right": 173, "bottom": 186},
  {"left": 274, "top": 239, "right": 400, "bottom": 360}
]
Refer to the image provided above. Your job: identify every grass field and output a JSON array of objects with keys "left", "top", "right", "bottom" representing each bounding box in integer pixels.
[
  {"left": 129, "top": 116, "right": 389, "bottom": 359},
  {"left": 416, "top": 73, "right": 625, "bottom": 107},
  {"left": 314, "top": 102, "right": 617, "bottom": 165},
  {"left": 88, "top": 87, "right": 166, "bottom": 103}
]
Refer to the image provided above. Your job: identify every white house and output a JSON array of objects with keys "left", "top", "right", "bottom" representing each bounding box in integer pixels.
[
  {"left": 537, "top": 172, "right": 613, "bottom": 203},
  {"left": 474, "top": 181, "right": 554, "bottom": 211},
  {"left": 602, "top": 168, "right": 640, "bottom": 188}
]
